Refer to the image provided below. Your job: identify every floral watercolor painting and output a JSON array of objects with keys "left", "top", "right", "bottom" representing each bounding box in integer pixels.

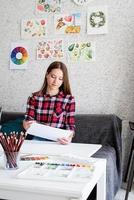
[
  {"left": 36, "top": 0, "right": 61, "bottom": 13},
  {"left": 37, "top": 39, "right": 63, "bottom": 59},
  {"left": 53, "top": 39, "right": 63, "bottom": 58},
  {"left": 21, "top": 18, "right": 47, "bottom": 39},
  {"left": 67, "top": 41, "right": 95, "bottom": 62},
  {"left": 54, "top": 13, "right": 81, "bottom": 34},
  {"left": 87, "top": 6, "right": 108, "bottom": 34}
]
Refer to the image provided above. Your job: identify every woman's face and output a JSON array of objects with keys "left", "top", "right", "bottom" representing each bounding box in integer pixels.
[{"left": 46, "top": 68, "right": 63, "bottom": 91}]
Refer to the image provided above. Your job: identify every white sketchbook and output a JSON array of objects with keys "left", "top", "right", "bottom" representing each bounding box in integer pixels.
[{"left": 26, "top": 122, "right": 73, "bottom": 141}]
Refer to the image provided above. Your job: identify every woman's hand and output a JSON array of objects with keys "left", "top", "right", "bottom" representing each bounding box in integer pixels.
[
  {"left": 23, "top": 120, "right": 35, "bottom": 131},
  {"left": 57, "top": 132, "right": 74, "bottom": 145}
]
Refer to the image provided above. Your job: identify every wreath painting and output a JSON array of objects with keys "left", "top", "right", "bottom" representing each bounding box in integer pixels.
[{"left": 87, "top": 6, "right": 108, "bottom": 34}]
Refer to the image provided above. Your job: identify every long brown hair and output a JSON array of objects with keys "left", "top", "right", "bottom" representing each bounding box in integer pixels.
[{"left": 40, "top": 61, "right": 72, "bottom": 95}]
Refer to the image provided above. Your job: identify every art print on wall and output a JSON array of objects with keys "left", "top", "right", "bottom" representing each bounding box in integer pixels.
[
  {"left": 87, "top": 6, "right": 108, "bottom": 34},
  {"left": 73, "top": 0, "right": 90, "bottom": 6},
  {"left": 54, "top": 13, "right": 81, "bottom": 34},
  {"left": 36, "top": 0, "right": 61, "bottom": 14},
  {"left": 21, "top": 18, "right": 47, "bottom": 39},
  {"left": 67, "top": 41, "right": 95, "bottom": 62},
  {"left": 10, "top": 42, "right": 29, "bottom": 69},
  {"left": 37, "top": 39, "right": 63, "bottom": 59}
]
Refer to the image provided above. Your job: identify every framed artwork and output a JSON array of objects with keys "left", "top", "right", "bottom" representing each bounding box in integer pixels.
[
  {"left": 36, "top": 0, "right": 61, "bottom": 14},
  {"left": 10, "top": 42, "right": 29, "bottom": 70},
  {"left": 54, "top": 13, "right": 81, "bottom": 34},
  {"left": 67, "top": 41, "right": 95, "bottom": 62},
  {"left": 87, "top": 6, "right": 108, "bottom": 35},
  {"left": 21, "top": 18, "right": 47, "bottom": 39},
  {"left": 73, "top": 0, "right": 91, "bottom": 6},
  {"left": 37, "top": 39, "right": 64, "bottom": 59}
]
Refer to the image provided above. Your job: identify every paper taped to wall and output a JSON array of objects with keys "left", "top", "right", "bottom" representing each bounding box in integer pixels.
[{"left": 26, "top": 122, "right": 73, "bottom": 141}]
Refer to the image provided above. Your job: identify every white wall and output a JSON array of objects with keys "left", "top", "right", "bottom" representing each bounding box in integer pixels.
[{"left": 0, "top": 0, "right": 134, "bottom": 121}]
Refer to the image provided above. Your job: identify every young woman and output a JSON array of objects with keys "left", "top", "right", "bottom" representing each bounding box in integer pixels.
[{"left": 23, "top": 61, "right": 75, "bottom": 145}]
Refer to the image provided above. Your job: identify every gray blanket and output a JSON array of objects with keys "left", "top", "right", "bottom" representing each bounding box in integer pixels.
[{"left": 72, "top": 114, "right": 122, "bottom": 200}]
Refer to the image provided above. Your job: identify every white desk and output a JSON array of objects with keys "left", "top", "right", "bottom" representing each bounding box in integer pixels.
[{"left": 0, "top": 141, "right": 106, "bottom": 200}]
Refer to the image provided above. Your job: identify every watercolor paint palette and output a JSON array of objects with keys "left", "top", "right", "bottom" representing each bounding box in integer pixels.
[
  {"left": 17, "top": 160, "right": 95, "bottom": 182},
  {"left": 20, "top": 154, "right": 49, "bottom": 161}
]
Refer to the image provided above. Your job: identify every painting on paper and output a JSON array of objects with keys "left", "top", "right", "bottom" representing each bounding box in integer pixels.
[
  {"left": 54, "top": 13, "right": 81, "bottom": 34},
  {"left": 21, "top": 18, "right": 47, "bottom": 39},
  {"left": 67, "top": 42, "right": 95, "bottom": 62},
  {"left": 53, "top": 39, "right": 63, "bottom": 58},
  {"left": 37, "top": 39, "right": 63, "bottom": 59},
  {"left": 36, "top": 0, "right": 61, "bottom": 13},
  {"left": 87, "top": 6, "right": 108, "bottom": 34},
  {"left": 10, "top": 42, "right": 29, "bottom": 69}
]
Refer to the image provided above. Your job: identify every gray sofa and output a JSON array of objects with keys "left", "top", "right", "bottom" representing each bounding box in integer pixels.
[{"left": 0, "top": 110, "right": 122, "bottom": 200}]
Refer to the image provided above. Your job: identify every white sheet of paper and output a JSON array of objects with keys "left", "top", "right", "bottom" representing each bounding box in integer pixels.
[{"left": 26, "top": 122, "right": 73, "bottom": 141}]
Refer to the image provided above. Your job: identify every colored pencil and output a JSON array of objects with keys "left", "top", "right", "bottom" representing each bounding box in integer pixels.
[{"left": 0, "top": 132, "right": 27, "bottom": 168}]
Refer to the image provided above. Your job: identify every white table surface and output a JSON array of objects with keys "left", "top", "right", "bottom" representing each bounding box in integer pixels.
[
  {"left": 0, "top": 141, "right": 106, "bottom": 200},
  {"left": 21, "top": 140, "right": 102, "bottom": 157}
]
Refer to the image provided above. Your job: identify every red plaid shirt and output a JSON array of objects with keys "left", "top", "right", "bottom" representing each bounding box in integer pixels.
[{"left": 25, "top": 91, "right": 75, "bottom": 131}]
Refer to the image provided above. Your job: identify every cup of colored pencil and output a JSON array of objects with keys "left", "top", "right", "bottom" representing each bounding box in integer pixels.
[{"left": 0, "top": 132, "right": 27, "bottom": 170}]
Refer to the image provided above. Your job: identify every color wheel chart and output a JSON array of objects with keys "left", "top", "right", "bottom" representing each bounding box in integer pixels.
[{"left": 10, "top": 43, "right": 29, "bottom": 69}]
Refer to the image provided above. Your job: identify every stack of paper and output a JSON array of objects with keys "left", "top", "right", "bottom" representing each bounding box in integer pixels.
[{"left": 26, "top": 122, "right": 73, "bottom": 141}]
